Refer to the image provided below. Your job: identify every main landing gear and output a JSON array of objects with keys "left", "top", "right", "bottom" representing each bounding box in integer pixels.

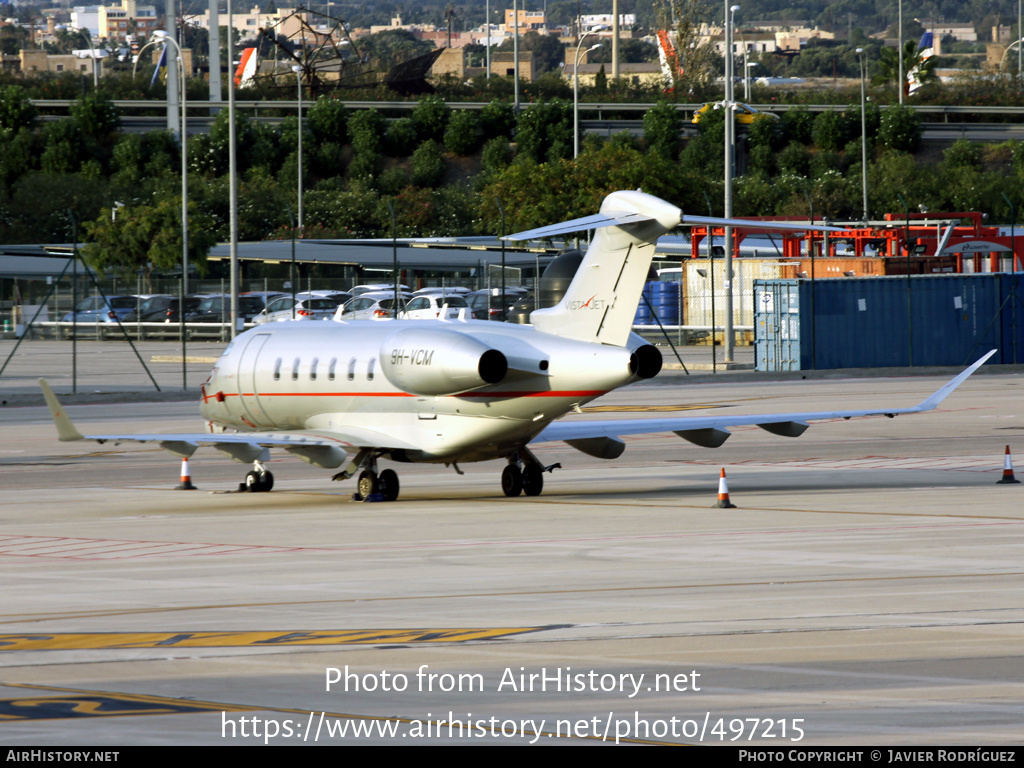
[
  {"left": 501, "top": 451, "right": 560, "bottom": 497},
  {"left": 334, "top": 451, "right": 400, "bottom": 502},
  {"left": 241, "top": 459, "right": 274, "bottom": 492},
  {"left": 356, "top": 467, "right": 400, "bottom": 502}
]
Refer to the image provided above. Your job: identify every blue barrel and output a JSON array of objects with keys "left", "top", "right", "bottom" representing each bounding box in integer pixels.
[
  {"left": 649, "top": 281, "right": 680, "bottom": 325},
  {"left": 634, "top": 283, "right": 653, "bottom": 323}
]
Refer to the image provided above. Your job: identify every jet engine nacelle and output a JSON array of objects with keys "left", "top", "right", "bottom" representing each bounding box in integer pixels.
[
  {"left": 626, "top": 332, "right": 663, "bottom": 380},
  {"left": 380, "top": 328, "right": 509, "bottom": 396}
]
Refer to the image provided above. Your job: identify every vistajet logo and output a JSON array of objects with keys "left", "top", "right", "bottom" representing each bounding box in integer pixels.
[{"left": 568, "top": 295, "right": 605, "bottom": 311}]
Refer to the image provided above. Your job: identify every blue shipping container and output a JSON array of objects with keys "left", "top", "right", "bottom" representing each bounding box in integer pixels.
[{"left": 754, "top": 274, "right": 1022, "bottom": 370}]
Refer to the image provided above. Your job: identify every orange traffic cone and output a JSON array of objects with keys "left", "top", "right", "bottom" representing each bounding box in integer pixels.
[
  {"left": 177, "top": 457, "right": 197, "bottom": 490},
  {"left": 713, "top": 468, "right": 737, "bottom": 508},
  {"left": 996, "top": 445, "right": 1020, "bottom": 485}
]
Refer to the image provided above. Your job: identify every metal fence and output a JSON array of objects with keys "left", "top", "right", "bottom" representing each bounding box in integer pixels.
[{"left": 14, "top": 255, "right": 1007, "bottom": 396}]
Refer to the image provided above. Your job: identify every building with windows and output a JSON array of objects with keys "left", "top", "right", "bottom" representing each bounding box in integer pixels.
[
  {"left": 69, "top": 0, "right": 157, "bottom": 42},
  {"left": 504, "top": 9, "right": 545, "bottom": 33}
]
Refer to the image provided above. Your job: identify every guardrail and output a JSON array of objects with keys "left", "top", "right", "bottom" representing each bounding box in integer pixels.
[{"left": 27, "top": 99, "right": 1024, "bottom": 122}]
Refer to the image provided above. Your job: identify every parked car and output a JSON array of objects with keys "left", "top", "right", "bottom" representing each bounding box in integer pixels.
[
  {"left": 241, "top": 291, "right": 286, "bottom": 309},
  {"left": 185, "top": 294, "right": 267, "bottom": 323},
  {"left": 401, "top": 293, "right": 470, "bottom": 320},
  {"left": 254, "top": 294, "right": 350, "bottom": 324},
  {"left": 692, "top": 102, "right": 779, "bottom": 125},
  {"left": 124, "top": 295, "right": 204, "bottom": 322},
  {"left": 334, "top": 292, "right": 408, "bottom": 321},
  {"left": 465, "top": 288, "right": 530, "bottom": 321},
  {"left": 411, "top": 286, "right": 471, "bottom": 297},
  {"left": 350, "top": 283, "right": 411, "bottom": 297},
  {"left": 61, "top": 296, "right": 138, "bottom": 324}
]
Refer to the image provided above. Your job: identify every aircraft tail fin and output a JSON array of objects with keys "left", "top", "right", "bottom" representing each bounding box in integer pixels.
[{"left": 520, "top": 190, "right": 681, "bottom": 346}]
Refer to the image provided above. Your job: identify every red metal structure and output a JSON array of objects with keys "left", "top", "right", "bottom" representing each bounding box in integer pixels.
[{"left": 690, "top": 213, "right": 1024, "bottom": 274}]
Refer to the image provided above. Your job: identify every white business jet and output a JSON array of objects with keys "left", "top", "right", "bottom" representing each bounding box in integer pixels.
[{"left": 40, "top": 191, "right": 994, "bottom": 501}]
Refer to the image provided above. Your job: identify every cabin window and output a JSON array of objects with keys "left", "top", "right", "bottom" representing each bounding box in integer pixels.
[
  {"left": 367, "top": 357, "right": 375, "bottom": 381},
  {"left": 291, "top": 357, "right": 300, "bottom": 381},
  {"left": 347, "top": 357, "right": 357, "bottom": 381},
  {"left": 310, "top": 357, "right": 319, "bottom": 381},
  {"left": 328, "top": 358, "right": 337, "bottom": 381},
  {"left": 273, "top": 358, "right": 282, "bottom": 381}
]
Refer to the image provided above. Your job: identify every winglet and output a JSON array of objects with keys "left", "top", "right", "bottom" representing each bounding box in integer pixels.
[
  {"left": 38, "top": 379, "right": 84, "bottom": 441},
  {"left": 912, "top": 350, "right": 996, "bottom": 413}
]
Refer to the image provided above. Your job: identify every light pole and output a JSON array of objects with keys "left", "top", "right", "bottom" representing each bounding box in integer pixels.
[
  {"left": 292, "top": 64, "right": 304, "bottom": 233},
  {"left": 228, "top": 0, "right": 240, "bottom": 338},
  {"left": 71, "top": 27, "right": 99, "bottom": 87},
  {"left": 512, "top": 0, "right": 520, "bottom": 113},
  {"left": 723, "top": 2, "right": 739, "bottom": 364},
  {"left": 573, "top": 36, "right": 602, "bottom": 158},
  {"left": 153, "top": 30, "right": 189, "bottom": 295},
  {"left": 857, "top": 47, "right": 868, "bottom": 221},
  {"left": 898, "top": 0, "right": 904, "bottom": 105}
]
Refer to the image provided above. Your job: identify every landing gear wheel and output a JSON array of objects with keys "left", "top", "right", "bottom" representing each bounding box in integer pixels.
[
  {"left": 501, "top": 465, "right": 523, "bottom": 497},
  {"left": 358, "top": 470, "right": 379, "bottom": 498},
  {"left": 245, "top": 471, "right": 260, "bottom": 492},
  {"left": 378, "top": 469, "right": 400, "bottom": 502},
  {"left": 522, "top": 464, "right": 543, "bottom": 496},
  {"left": 245, "top": 470, "right": 274, "bottom": 492}
]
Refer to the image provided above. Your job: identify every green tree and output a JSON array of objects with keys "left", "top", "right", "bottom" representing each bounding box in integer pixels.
[
  {"left": 70, "top": 93, "right": 121, "bottom": 141},
  {"left": 410, "top": 140, "right": 446, "bottom": 188},
  {"left": 811, "top": 110, "right": 848, "bottom": 152},
  {"left": 514, "top": 100, "right": 574, "bottom": 164},
  {"left": 110, "top": 131, "right": 179, "bottom": 190},
  {"left": 358, "top": 29, "right": 435, "bottom": 70},
  {"left": 479, "top": 100, "right": 515, "bottom": 140},
  {"left": 411, "top": 95, "right": 451, "bottom": 143},
  {"left": 943, "top": 139, "right": 982, "bottom": 168},
  {"left": 0, "top": 85, "right": 38, "bottom": 132},
  {"left": 307, "top": 96, "right": 348, "bottom": 146},
  {"left": 879, "top": 105, "right": 921, "bottom": 153},
  {"left": 83, "top": 196, "right": 217, "bottom": 281},
  {"left": 781, "top": 106, "right": 814, "bottom": 145},
  {"left": 444, "top": 110, "right": 484, "bottom": 156},
  {"left": 0, "top": 127, "right": 36, "bottom": 186},
  {"left": 679, "top": 104, "right": 724, "bottom": 177},
  {"left": 643, "top": 101, "right": 682, "bottom": 159},
  {"left": 385, "top": 117, "right": 419, "bottom": 157}
]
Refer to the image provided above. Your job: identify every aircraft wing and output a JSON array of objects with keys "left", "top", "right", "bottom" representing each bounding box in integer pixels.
[
  {"left": 38, "top": 379, "right": 418, "bottom": 468},
  {"left": 531, "top": 351, "right": 995, "bottom": 452}
]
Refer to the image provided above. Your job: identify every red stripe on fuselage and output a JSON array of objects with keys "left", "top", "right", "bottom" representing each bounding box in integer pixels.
[{"left": 205, "top": 390, "right": 607, "bottom": 401}]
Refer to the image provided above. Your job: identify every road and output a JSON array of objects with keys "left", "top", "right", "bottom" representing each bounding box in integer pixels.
[{"left": 0, "top": 370, "right": 1022, "bottom": 744}]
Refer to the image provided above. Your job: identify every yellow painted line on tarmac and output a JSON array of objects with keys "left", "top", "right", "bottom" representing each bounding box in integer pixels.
[
  {"left": 0, "top": 687, "right": 245, "bottom": 721},
  {"left": 0, "top": 683, "right": 676, "bottom": 742},
  {"left": 0, "top": 627, "right": 553, "bottom": 651}
]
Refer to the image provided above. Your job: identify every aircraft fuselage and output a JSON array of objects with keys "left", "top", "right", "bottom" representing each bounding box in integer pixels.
[{"left": 199, "top": 318, "right": 637, "bottom": 464}]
